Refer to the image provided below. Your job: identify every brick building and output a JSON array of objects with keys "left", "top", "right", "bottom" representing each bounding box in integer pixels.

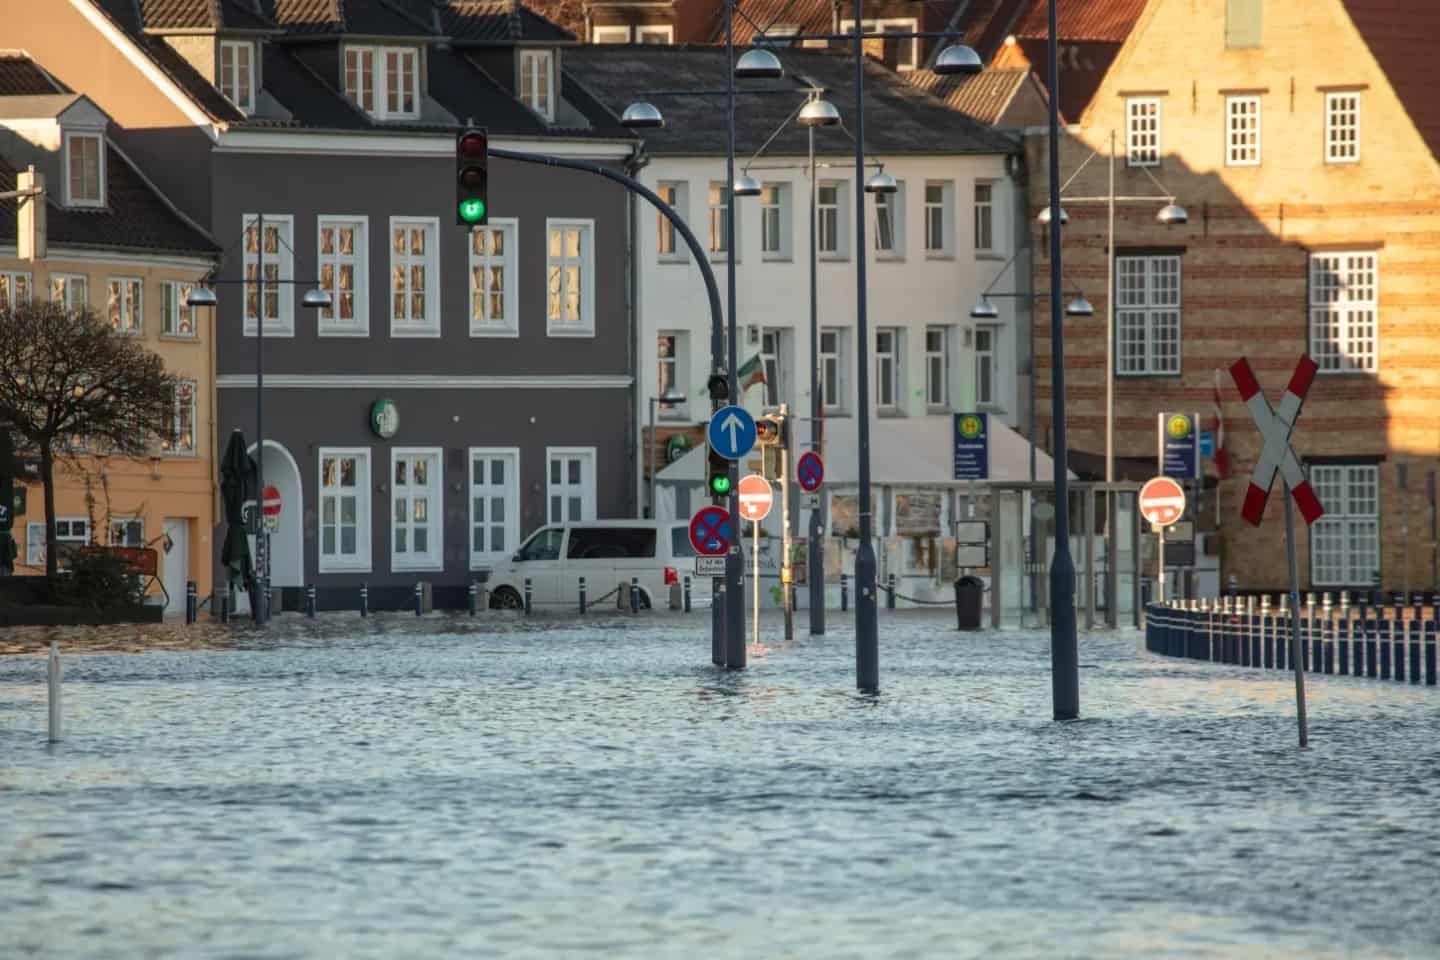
[{"left": 1028, "top": 0, "right": 1440, "bottom": 593}]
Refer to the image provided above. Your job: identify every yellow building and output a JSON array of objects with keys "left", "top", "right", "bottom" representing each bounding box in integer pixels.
[
  {"left": 2, "top": 55, "right": 218, "bottom": 612},
  {"left": 1028, "top": 0, "right": 1440, "bottom": 594}
]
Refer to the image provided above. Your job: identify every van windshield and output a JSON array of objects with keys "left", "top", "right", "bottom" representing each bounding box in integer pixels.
[
  {"left": 565, "top": 527, "right": 656, "bottom": 560},
  {"left": 516, "top": 528, "right": 564, "bottom": 562}
]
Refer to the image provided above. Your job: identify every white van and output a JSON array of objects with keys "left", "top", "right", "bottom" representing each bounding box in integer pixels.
[{"left": 486, "top": 520, "right": 711, "bottom": 610}]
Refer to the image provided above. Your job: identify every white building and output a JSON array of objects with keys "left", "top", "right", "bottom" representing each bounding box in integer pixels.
[{"left": 569, "top": 46, "right": 1049, "bottom": 597}]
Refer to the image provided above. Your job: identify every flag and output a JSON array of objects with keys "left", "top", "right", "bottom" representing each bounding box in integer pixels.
[
  {"left": 737, "top": 352, "right": 767, "bottom": 392},
  {"left": 1210, "top": 368, "right": 1230, "bottom": 480}
]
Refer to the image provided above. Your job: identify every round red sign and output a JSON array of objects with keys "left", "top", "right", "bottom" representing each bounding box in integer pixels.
[
  {"left": 737, "top": 474, "right": 773, "bottom": 521},
  {"left": 262, "top": 484, "right": 282, "bottom": 517},
  {"left": 1139, "top": 476, "right": 1186, "bottom": 528}
]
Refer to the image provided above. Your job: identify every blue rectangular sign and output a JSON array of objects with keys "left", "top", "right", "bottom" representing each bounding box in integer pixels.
[
  {"left": 953, "top": 412, "right": 989, "bottom": 481},
  {"left": 1159, "top": 412, "right": 1200, "bottom": 481},
  {"left": 1199, "top": 431, "right": 1215, "bottom": 458}
]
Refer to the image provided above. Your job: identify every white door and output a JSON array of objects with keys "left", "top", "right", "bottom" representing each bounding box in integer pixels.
[
  {"left": 162, "top": 518, "right": 189, "bottom": 615},
  {"left": 546, "top": 447, "right": 596, "bottom": 523}
]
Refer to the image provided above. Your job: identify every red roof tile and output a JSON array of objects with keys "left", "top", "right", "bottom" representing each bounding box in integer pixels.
[{"left": 1012, "top": 0, "right": 1148, "bottom": 43}]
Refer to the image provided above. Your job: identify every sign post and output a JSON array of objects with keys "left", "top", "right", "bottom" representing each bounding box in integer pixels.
[
  {"left": 738, "top": 474, "right": 773, "bottom": 649},
  {"left": 1230, "top": 354, "right": 1324, "bottom": 748},
  {"left": 1139, "top": 476, "right": 1187, "bottom": 603}
]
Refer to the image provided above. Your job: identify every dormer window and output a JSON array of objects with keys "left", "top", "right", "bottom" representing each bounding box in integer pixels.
[
  {"left": 64, "top": 131, "right": 104, "bottom": 207},
  {"left": 519, "top": 49, "right": 554, "bottom": 123},
  {"left": 344, "top": 45, "right": 419, "bottom": 121},
  {"left": 220, "top": 40, "right": 256, "bottom": 114}
]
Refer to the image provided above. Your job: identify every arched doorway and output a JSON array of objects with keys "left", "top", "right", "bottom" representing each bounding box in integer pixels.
[{"left": 248, "top": 440, "right": 303, "bottom": 587}]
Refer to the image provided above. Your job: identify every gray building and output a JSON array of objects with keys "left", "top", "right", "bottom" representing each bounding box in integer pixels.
[{"left": 9, "top": 0, "right": 642, "bottom": 609}]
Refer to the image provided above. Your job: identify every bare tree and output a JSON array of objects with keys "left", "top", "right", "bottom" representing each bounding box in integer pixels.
[{"left": 0, "top": 300, "right": 179, "bottom": 586}]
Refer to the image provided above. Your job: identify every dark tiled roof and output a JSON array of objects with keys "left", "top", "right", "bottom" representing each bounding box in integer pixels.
[
  {"left": 0, "top": 147, "right": 216, "bottom": 257},
  {"left": 0, "top": 54, "right": 67, "bottom": 95},
  {"left": 440, "top": 1, "right": 575, "bottom": 44},
  {"left": 1012, "top": 0, "right": 1147, "bottom": 43},
  {"left": 137, "top": 0, "right": 278, "bottom": 31},
  {"left": 1342, "top": 0, "right": 1440, "bottom": 163},
  {"left": 521, "top": 0, "right": 587, "bottom": 40},
  {"left": 259, "top": 0, "right": 433, "bottom": 36},
  {"left": 263, "top": 0, "right": 342, "bottom": 34},
  {"left": 992, "top": 36, "right": 1116, "bottom": 123},
  {"left": 564, "top": 44, "right": 1016, "bottom": 155},
  {"left": 425, "top": 47, "right": 629, "bottom": 137},
  {"left": 907, "top": 67, "right": 1030, "bottom": 126}
]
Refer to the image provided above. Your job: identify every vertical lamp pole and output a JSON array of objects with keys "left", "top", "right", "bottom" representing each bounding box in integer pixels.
[
  {"left": 254, "top": 212, "right": 266, "bottom": 625},
  {"left": 1047, "top": 0, "right": 1080, "bottom": 719},
  {"left": 852, "top": 2, "right": 880, "bottom": 692},
  {"left": 808, "top": 123, "right": 825, "bottom": 635},
  {"left": 648, "top": 396, "right": 657, "bottom": 519},
  {"left": 724, "top": 0, "right": 745, "bottom": 668}
]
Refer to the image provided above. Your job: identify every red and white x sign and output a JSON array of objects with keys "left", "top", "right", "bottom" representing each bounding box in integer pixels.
[{"left": 1229, "top": 355, "right": 1325, "bottom": 527}]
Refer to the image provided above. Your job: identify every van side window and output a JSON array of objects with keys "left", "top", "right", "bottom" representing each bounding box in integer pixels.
[
  {"left": 671, "top": 527, "right": 698, "bottom": 558},
  {"left": 566, "top": 527, "right": 657, "bottom": 559},
  {"left": 517, "top": 528, "right": 563, "bottom": 561}
]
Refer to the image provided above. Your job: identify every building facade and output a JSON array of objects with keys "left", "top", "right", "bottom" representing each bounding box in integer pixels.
[
  {"left": 10, "top": 0, "right": 639, "bottom": 610},
  {"left": 1028, "top": 0, "right": 1440, "bottom": 593},
  {"left": 0, "top": 55, "right": 218, "bottom": 611}
]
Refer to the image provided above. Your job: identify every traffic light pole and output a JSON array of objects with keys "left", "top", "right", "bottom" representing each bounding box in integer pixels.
[
  {"left": 723, "top": 0, "right": 746, "bottom": 671},
  {"left": 486, "top": 147, "right": 729, "bottom": 661}
]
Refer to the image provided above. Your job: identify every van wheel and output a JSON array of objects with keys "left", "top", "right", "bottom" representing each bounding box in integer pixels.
[{"left": 490, "top": 587, "right": 522, "bottom": 610}]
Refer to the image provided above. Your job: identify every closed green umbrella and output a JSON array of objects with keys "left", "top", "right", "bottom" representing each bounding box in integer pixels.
[{"left": 219, "top": 429, "right": 257, "bottom": 608}]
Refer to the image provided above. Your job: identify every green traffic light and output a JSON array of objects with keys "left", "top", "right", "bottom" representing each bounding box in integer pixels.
[
  {"left": 458, "top": 198, "right": 486, "bottom": 223},
  {"left": 710, "top": 475, "right": 732, "bottom": 496}
]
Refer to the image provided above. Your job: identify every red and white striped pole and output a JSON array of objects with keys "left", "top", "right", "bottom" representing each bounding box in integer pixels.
[{"left": 1229, "top": 356, "right": 1325, "bottom": 527}]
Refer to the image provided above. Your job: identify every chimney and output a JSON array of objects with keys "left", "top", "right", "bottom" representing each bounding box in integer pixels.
[
  {"left": 17, "top": 165, "right": 46, "bottom": 262},
  {"left": 510, "top": 0, "right": 522, "bottom": 38}
]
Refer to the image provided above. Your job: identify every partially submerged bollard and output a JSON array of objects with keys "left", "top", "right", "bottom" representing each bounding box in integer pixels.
[
  {"left": 683, "top": 574, "right": 692, "bottom": 613},
  {"left": 185, "top": 581, "right": 198, "bottom": 624},
  {"left": 414, "top": 582, "right": 423, "bottom": 617},
  {"left": 468, "top": 581, "right": 479, "bottom": 616},
  {"left": 578, "top": 576, "right": 587, "bottom": 615},
  {"left": 306, "top": 585, "right": 317, "bottom": 618},
  {"left": 47, "top": 639, "right": 61, "bottom": 743},
  {"left": 523, "top": 578, "right": 532, "bottom": 615},
  {"left": 840, "top": 572, "right": 849, "bottom": 612},
  {"left": 359, "top": 583, "right": 369, "bottom": 617},
  {"left": 630, "top": 576, "right": 640, "bottom": 614}
]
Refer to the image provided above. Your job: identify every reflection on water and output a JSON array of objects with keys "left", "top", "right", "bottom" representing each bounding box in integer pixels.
[{"left": 2, "top": 611, "right": 1438, "bottom": 958}]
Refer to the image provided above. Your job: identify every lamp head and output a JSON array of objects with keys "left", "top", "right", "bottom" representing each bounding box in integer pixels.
[
  {"left": 933, "top": 44, "right": 984, "bottom": 76},
  {"left": 185, "top": 286, "right": 218, "bottom": 308},
  {"left": 621, "top": 101, "right": 665, "bottom": 129},
  {"left": 864, "top": 170, "right": 898, "bottom": 195},
  {"left": 302, "top": 288, "right": 333, "bottom": 310},
  {"left": 1065, "top": 296, "right": 1095, "bottom": 318},
  {"left": 1157, "top": 202, "right": 1189, "bottom": 225},
  {"left": 1037, "top": 205, "right": 1069, "bottom": 225},
  {"left": 797, "top": 97, "right": 841, "bottom": 127},
  {"left": 969, "top": 297, "right": 1000, "bottom": 320},
  {"left": 733, "top": 173, "right": 763, "bottom": 197},
  {"left": 734, "top": 48, "right": 783, "bottom": 79}
]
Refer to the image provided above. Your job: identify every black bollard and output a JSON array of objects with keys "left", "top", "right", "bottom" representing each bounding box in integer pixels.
[
  {"left": 359, "top": 583, "right": 368, "bottom": 617},
  {"left": 1426, "top": 617, "right": 1438, "bottom": 686},
  {"left": 306, "top": 585, "right": 317, "bottom": 618},
  {"left": 523, "top": 577, "right": 532, "bottom": 616},
  {"left": 683, "top": 574, "right": 691, "bottom": 613},
  {"left": 414, "top": 582, "right": 423, "bottom": 617},
  {"left": 1379, "top": 615, "right": 1392, "bottom": 680},
  {"left": 1409, "top": 615, "right": 1422, "bottom": 684},
  {"left": 841, "top": 572, "right": 849, "bottom": 612},
  {"left": 578, "top": 576, "right": 587, "bottom": 615},
  {"left": 1365, "top": 614, "right": 1379, "bottom": 677},
  {"left": 1338, "top": 613, "right": 1350, "bottom": 675},
  {"left": 468, "top": 581, "right": 478, "bottom": 616},
  {"left": 219, "top": 589, "right": 229, "bottom": 624},
  {"left": 630, "top": 576, "right": 640, "bottom": 614},
  {"left": 1355, "top": 613, "right": 1366, "bottom": 677},
  {"left": 886, "top": 573, "right": 896, "bottom": 610},
  {"left": 185, "top": 581, "right": 197, "bottom": 624}
]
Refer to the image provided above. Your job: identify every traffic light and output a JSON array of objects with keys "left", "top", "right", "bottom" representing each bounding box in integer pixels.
[
  {"left": 755, "top": 414, "right": 784, "bottom": 446},
  {"left": 706, "top": 373, "right": 728, "bottom": 404},
  {"left": 456, "top": 127, "right": 488, "bottom": 226},
  {"left": 707, "top": 444, "right": 732, "bottom": 498}
]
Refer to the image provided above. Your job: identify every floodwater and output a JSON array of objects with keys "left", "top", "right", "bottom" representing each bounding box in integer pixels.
[{"left": 2, "top": 610, "right": 1438, "bottom": 959}]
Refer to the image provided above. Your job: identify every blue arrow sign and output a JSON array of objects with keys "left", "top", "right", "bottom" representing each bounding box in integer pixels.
[{"left": 707, "top": 405, "right": 756, "bottom": 460}]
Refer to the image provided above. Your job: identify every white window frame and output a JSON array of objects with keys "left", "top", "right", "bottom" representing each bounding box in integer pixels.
[
  {"left": 1309, "top": 251, "right": 1377, "bottom": 373},
  {"left": 817, "top": 180, "right": 847, "bottom": 259},
  {"left": 51, "top": 273, "right": 88, "bottom": 313},
  {"left": 874, "top": 180, "right": 904, "bottom": 259},
  {"left": 546, "top": 218, "right": 595, "bottom": 337},
  {"left": 840, "top": 18, "right": 920, "bottom": 71},
  {"left": 390, "top": 447, "right": 443, "bottom": 573},
  {"left": 469, "top": 217, "right": 518, "bottom": 337},
  {"left": 973, "top": 180, "right": 997, "bottom": 254},
  {"left": 707, "top": 182, "right": 734, "bottom": 258},
  {"left": 657, "top": 331, "right": 689, "bottom": 415},
  {"left": 820, "top": 327, "right": 846, "bottom": 411},
  {"left": 219, "top": 40, "right": 256, "bottom": 114},
  {"left": 242, "top": 213, "right": 294, "bottom": 336},
  {"left": 107, "top": 277, "right": 142, "bottom": 335},
  {"left": 760, "top": 327, "right": 785, "bottom": 407},
  {"left": 974, "top": 325, "right": 998, "bottom": 408},
  {"left": 162, "top": 379, "right": 197, "bottom": 456},
  {"left": 636, "top": 25, "right": 673, "bottom": 44},
  {"left": 0, "top": 271, "right": 31, "bottom": 314},
  {"left": 761, "top": 182, "right": 792, "bottom": 259},
  {"left": 924, "top": 180, "right": 953, "bottom": 257},
  {"left": 63, "top": 131, "right": 104, "bottom": 208},
  {"left": 1309, "top": 464, "right": 1379, "bottom": 586},
  {"left": 343, "top": 45, "right": 419, "bottom": 120},
  {"left": 389, "top": 216, "right": 440, "bottom": 337},
  {"left": 874, "top": 328, "right": 902, "bottom": 411},
  {"left": 546, "top": 447, "right": 597, "bottom": 524},
  {"left": 1325, "top": 91, "right": 1361, "bottom": 164},
  {"left": 656, "top": 181, "right": 687, "bottom": 262},
  {"left": 469, "top": 447, "right": 521, "bottom": 569},
  {"left": 1225, "top": 95, "right": 1261, "bottom": 167},
  {"left": 1126, "top": 97, "right": 1161, "bottom": 167},
  {"left": 592, "top": 25, "right": 630, "bottom": 43},
  {"left": 160, "top": 281, "right": 196, "bottom": 337},
  {"left": 924, "top": 325, "right": 949, "bottom": 409},
  {"left": 1115, "top": 254, "right": 1182, "bottom": 375},
  {"left": 519, "top": 49, "right": 555, "bottom": 123},
  {"left": 318, "top": 447, "right": 372, "bottom": 573},
  {"left": 316, "top": 215, "right": 369, "bottom": 337},
  {"left": 26, "top": 518, "right": 91, "bottom": 567},
  {"left": 108, "top": 517, "right": 144, "bottom": 548}
]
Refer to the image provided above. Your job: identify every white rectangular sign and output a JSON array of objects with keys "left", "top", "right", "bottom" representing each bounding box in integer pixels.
[
  {"left": 695, "top": 556, "right": 726, "bottom": 577},
  {"left": 956, "top": 545, "right": 988, "bottom": 568},
  {"left": 955, "top": 520, "right": 989, "bottom": 544}
]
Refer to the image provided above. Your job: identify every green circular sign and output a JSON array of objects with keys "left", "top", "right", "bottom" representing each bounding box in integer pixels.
[
  {"left": 370, "top": 398, "right": 399, "bottom": 439},
  {"left": 458, "top": 199, "right": 486, "bottom": 223}
]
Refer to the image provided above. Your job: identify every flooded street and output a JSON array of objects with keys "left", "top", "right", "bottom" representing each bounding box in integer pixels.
[{"left": 3, "top": 611, "right": 1438, "bottom": 958}]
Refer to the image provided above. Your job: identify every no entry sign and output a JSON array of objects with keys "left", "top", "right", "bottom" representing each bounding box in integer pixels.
[
  {"left": 1139, "top": 476, "right": 1186, "bottom": 528},
  {"left": 737, "top": 474, "right": 773, "bottom": 521},
  {"left": 262, "top": 484, "right": 282, "bottom": 532}
]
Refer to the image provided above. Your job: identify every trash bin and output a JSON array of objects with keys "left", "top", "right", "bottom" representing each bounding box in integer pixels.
[{"left": 954, "top": 575, "right": 984, "bottom": 630}]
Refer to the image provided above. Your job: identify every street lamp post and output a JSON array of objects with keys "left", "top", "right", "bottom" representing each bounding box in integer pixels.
[
  {"left": 187, "top": 213, "right": 330, "bottom": 624},
  {"left": 648, "top": 387, "right": 685, "bottom": 518}
]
